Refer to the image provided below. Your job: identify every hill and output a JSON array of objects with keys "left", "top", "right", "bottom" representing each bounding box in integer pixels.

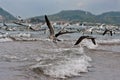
[
  {"left": 47, "top": 10, "right": 95, "bottom": 21},
  {"left": 96, "top": 11, "right": 120, "bottom": 24},
  {"left": 0, "top": 7, "right": 17, "bottom": 22},
  {"left": 29, "top": 10, "right": 120, "bottom": 25}
]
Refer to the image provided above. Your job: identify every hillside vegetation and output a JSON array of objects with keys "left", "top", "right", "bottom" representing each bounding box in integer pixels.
[
  {"left": 31, "top": 10, "right": 120, "bottom": 25},
  {"left": 0, "top": 7, "right": 17, "bottom": 22}
]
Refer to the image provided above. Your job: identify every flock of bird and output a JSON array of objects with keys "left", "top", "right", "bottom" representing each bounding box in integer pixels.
[
  {"left": 45, "top": 15, "right": 96, "bottom": 45},
  {"left": 0, "top": 15, "right": 119, "bottom": 46}
]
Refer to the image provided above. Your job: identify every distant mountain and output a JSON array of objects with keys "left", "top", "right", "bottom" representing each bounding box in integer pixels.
[
  {"left": 96, "top": 11, "right": 120, "bottom": 24},
  {"left": 47, "top": 10, "right": 95, "bottom": 21},
  {"left": 30, "top": 10, "right": 96, "bottom": 22},
  {"left": 0, "top": 7, "right": 17, "bottom": 22},
  {"left": 29, "top": 10, "right": 120, "bottom": 25}
]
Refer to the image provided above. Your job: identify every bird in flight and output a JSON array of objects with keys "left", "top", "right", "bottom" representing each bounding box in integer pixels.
[
  {"left": 74, "top": 36, "right": 96, "bottom": 45},
  {"left": 103, "top": 29, "right": 113, "bottom": 36},
  {"left": 45, "top": 15, "right": 77, "bottom": 43}
]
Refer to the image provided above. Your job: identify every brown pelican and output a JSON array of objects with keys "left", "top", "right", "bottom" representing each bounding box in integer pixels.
[
  {"left": 74, "top": 36, "right": 96, "bottom": 45},
  {"left": 45, "top": 15, "right": 76, "bottom": 42},
  {"left": 103, "top": 29, "right": 112, "bottom": 36}
]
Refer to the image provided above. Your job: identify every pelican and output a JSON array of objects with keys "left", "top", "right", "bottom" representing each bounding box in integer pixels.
[{"left": 74, "top": 36, "right": 96, "bottom": 45}]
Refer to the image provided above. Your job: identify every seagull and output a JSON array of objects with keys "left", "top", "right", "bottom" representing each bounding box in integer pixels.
[
  {"left": 55, "top": 30, "right": 76, "bottom": 37},
  {"left": 103, "top": 29, "right": 112, "bottom": 36},
  {"left": 55, "top": 25, "right": 77, "bottom": 37},
  {"left": 29, "top": 26, "right": 39, "bottom": 31},
  {"left": 2, "top": 21, "right": 10, "bottom": 31},
  {"left": 3, "top": 22, "right": 8, "bottom": 27},
  {"left": 45, "top": 15, "right": 55, "bottom": 41},
  {"left": 74, "top": 36, "right": 96, "bottom": 45},
  {"left": 13, "top": 21, "right": 27, "bottom": 26},
  {"left": 86, "top": 27, "right": 94, "bottom": 34},
  {"left": 13, "top": 21, "right": 42, "bottom": 31},
  {"left": 45, "top": 15, "right": 77, "bottom": 42}
]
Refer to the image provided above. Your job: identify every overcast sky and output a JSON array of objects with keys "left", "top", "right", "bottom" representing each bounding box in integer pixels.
[{"left": 0, "top": 0, "right": 120, "bottom": 18}]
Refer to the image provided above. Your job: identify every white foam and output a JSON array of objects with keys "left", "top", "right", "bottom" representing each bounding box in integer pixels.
[
  {"left": 98, "top": 39, "right": 120, "bottom": 44},
  {"left": 30, "top": 52, "right": 92, "bottom": 78},
  {"left": 0, "top": 33, "right": 8, "bottom": 38},
  {"left": 0, "top": 37, "right": 13, "bottom": 42},
  {"left": 11, "top": 37, "right": 42, "bottom": 41},
  {"left": 53, "top": 47, "right": 84, "bottom": 53},
  {"left": 3, "top": 55, "right": 18, "bottom": 59},
  {"left": 10, "top": 33, "right": 31, "bottom": 38},
  {"left": 1, "top": 54, "right": 29, "bottom": 62},
  {"left": 81, "top": 39, "right": 98, "bottom": 49}
]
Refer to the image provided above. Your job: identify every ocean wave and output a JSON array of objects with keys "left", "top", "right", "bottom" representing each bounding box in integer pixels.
[
  {"left": 0, "top": 37, "right": 13, "bottom": 42},
  {"left": 79, "top": 39, "right": 98, "bottom": 49},
  {"left": 0, "top": 54, "right": 29, "bottom": 62},
  {"left": 10, "top": 33, "right": 31, "bottom": 38},
  {"left": 30, "top": 48, "right": 92, "bottom": 78},
  {"left": 97, "top": 39, "right": 120, "bottom": 45}
]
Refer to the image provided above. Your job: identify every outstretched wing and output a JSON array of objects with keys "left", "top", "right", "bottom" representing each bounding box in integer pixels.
[
  {"left": 45, "top": 15, "right": 54, "bottom": 36},
  {"left": 13, "top": 21, "right": 28, "bottom": 27},
  {"left": 110, "top": 31, "right": 112, "bottom": 36},
  {"left": 91, "top": 38, "right": 96, "bottom": 45},
  {"left": 74, "top": 36, "right": 86, "bottom": 45},
  {"left": 55, "top": 24, "right": 77, "bottom": 37},
  {"left": 29, "top": 27, "right": 38, "bottom": 31},
  {"left": 103, "top": 29, "right": 108, "bottom": 35},
  {"left": 55, "top": 31, "right": 76, "bottom": 37}
]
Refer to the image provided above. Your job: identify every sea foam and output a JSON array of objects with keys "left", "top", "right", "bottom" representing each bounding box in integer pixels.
[
  {"left": 98, "top": 39, "right": 120, "bottom": 44},
  {"left": 0, "top": 37, "right": 13, "bottom": 42},
  {"left": 80, "top": 39, "right": 98, "bottom": 49},
  {"left": 30, "top": 48, "right": 92, "bottom": 78}
]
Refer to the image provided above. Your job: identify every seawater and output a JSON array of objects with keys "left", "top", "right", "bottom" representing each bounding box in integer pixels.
[{"left": 0, "top": 29, "right": 120, "bottom": 80}]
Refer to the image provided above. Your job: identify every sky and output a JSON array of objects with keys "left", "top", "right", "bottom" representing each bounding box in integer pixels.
[{"left": 0, "top": 0, "right": 120, "bottom": 18}]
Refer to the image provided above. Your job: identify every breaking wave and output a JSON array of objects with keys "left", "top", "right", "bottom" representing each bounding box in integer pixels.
[
  {"left": 0, "top": 37, "right": 13, "bottom": 42},
  {"left": 30, "top": 48, "right": 92, "bottom": 78},
  {"left": 97, "top": 39, "right": 120, "bottom": 45},
  {"left": 78, "top": 39, "right": 98, "bottom": 49}
]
